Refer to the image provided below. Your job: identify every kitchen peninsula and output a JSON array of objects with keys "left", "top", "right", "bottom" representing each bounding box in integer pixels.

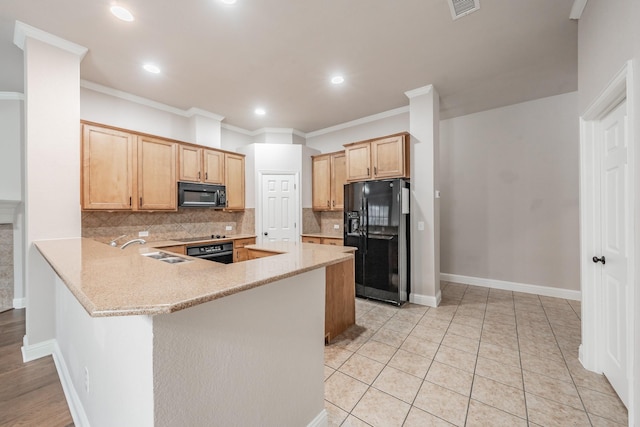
[{"left": 34, "top": 238, "right": 355, "bottom": 427}]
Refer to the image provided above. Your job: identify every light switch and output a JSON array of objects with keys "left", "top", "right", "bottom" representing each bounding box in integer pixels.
[
  {"left": 333, "top": 224, "right": 340, "bottom": 230},
  {"left": 418, "top": 221, "right": 425, "bottom": 231}
]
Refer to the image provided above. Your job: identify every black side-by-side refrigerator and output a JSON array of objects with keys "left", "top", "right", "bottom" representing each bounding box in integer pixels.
[{"left": 344, "top": 179, "right": 410, "bottom": 305}]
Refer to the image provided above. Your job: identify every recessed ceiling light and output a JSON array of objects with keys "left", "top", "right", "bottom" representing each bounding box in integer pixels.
[
  {"left": 331, "top": 75, "right": 345, "bottom": 85},
  {"left": 143, "top": 63, "right": 161, "bottom": 74},
  {"left": 254, "top": 108, "right": 266, "bottom": 116},
  {"left": 220, "top": 0, "right": 237, "bottom": 4},
  {"left": 110, "top": 5, "right": 134, "bottom": 22}
]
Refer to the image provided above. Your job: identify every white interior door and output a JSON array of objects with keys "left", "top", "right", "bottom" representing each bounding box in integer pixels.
[
  {"left": 598, "top": 100, "right": 629, "bottom": 406},
  {"left": 261, "top": 174, "right": 298, "bottom": 242}
]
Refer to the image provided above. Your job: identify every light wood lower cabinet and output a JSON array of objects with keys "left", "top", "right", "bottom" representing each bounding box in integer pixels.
[
  {"left": 325, "top": 259, "right": 355, "bottom": 342},
  {"left": 233, "top": 237, "right": 256, "bottom": 262},
  {"left": 301, "top": 236, "right": 343, "bottom": 246},
  {"left": 247, "top": 249, "right": 278, "bottom": 260},
  {"left": 160, "top": 245, "right": 186, "bottom": 255}
]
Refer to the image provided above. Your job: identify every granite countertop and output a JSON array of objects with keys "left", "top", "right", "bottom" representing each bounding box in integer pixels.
[
  {"left": 34, "top": 238, "right": 354, "bottom": 318},
  {"left": 151, "top": 234, "right": 257, "bottom": 247},
  {"left": 300, "top": 233, "right": 343, "bottom": 239}
]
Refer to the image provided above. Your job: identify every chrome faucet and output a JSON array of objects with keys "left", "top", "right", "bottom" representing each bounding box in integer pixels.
[
  {"left": 120, "top": 238, "right": 146, "bottom": 249},
  {"left": 109, "top": 234, "right": 128, "bottom": 247}
]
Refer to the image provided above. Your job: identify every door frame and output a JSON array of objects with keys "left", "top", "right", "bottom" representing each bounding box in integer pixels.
[
  {"left": 256, "top": 170, "right": 301, "bottom": 244},
  {"left": 579, "top": 60, "right": 636, "bottom": 417}
]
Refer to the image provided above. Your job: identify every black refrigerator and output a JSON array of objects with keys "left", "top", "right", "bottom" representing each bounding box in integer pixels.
[{"left": 344, "top": 179, "right": 410, "bottom": 305}]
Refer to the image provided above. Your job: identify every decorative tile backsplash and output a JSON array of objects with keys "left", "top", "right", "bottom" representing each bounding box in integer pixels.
[
  {"left": 82, "top": 208, "right": 255, "bottom": 244},
  {"left": 0, "top": 224, "right": 13, "bottom": 310},
  {"left": 302, "top": 208, "right": 343, "bottom": 237}
]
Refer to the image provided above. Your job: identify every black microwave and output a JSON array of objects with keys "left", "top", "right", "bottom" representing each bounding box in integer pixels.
[{"left": 178, "top": 182, "right": 227, "bottom": 208}]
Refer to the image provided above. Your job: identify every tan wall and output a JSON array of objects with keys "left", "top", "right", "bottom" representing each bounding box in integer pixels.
[{"left": 439, "top": 92, "right": 580, "bottom": 291}]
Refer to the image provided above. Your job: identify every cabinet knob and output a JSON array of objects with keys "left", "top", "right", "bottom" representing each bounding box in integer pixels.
[
  {"left": 205, "top": 172, "right": 208, "bottom": 180},
  {"left": 198, "top": 171, "right": 201, "bottom": 179},
  {"left": 367, "top": 167, "right": 370, "bottom": 175},
  {"left": 374, "top": 167, "right": 377, "bottom": 175},
  {"left": 327, "top": 200, "right": 330, "bottom": 207}
]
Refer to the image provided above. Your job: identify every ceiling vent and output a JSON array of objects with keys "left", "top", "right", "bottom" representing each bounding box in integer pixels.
[{"left": 448, "top": 0, "right": 480, "bottom": 20}]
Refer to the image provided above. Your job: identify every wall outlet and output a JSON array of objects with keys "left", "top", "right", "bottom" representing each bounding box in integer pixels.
[
  {"left": 333, "top": 224, "right": 340, "bottom": 230},
  {"left": 418, "top": 221, "right": 425, "bottom": 231},
  {"left": 84, "top": 367, "right": 90, "bottom": 393},
  {"left": 225, "top": 226, "right": 233, "bottom": 231},
  {"left": 139, "top": 230, "right": 149, "bottom": 237}
]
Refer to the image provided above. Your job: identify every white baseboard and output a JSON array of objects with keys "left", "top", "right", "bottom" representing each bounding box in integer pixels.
[
  {"left": 52, "top": 341, "right": 90, "bottom": 427},
  {"left": 410, "top": 289, "right": 441, "bottom": 307},
  {"left": 21, "top": 338, "right": 56, "bottom": 362},
  {"left": 440, "top": 273, "right": 582, "bottom": 301},
  {"left": 307, "top": 409, "right": 328, "bottom": 427},
  {"left": 13, "top": 298, "right": 26, "bottom": 309}
]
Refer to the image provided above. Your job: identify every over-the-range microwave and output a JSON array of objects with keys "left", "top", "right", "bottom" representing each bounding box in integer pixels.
[{"left": 178, "top": 182, "right": 227, "bottom": 208}]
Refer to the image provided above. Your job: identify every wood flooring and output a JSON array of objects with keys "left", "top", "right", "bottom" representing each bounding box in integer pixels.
[{"left": 0, "top": 309, "right": 73, "bottom": 427}]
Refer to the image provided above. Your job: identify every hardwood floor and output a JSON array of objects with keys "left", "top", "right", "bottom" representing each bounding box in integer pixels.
[{"left": 0, "top": 309, "right": 73, "bottom": 427}]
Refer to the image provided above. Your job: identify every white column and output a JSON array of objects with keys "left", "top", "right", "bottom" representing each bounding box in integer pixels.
[
  {"left": 406, "top": 85, "right": 441, "bottom": 306},
  {"left": 14, "top": 21, "right": 86, "bottom": 354},
  {"left": 187, "top": 108, "right": 223, "bottom": 148}
]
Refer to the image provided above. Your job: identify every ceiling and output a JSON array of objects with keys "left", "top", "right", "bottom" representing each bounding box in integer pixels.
[{"left": 0, "top": 0, "right": 578, "bottom": 133}]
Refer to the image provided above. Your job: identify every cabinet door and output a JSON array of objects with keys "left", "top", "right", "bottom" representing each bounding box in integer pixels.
[
  {"left": 312, "top": 155, "right": 331, "bottom": 211},
  {"left": 301, "top": 236, "right": 321, "bottom": 244},
  {"left": 371, "top": 135, "right": 405, "bottom": 179},
  {"left": 321, "top": 237, "right": 343, "bottom": 246},
  {"left": 203, "top": 149, "right": 224, "bottom": 184},
  {"left": 331, "top": 152, "right": 346, "bottom": 210},
  {"left": 137, "top": 136, "right": 177, "bottom": 210},
  {"left": 225, "top": 153, "right": 245, "bottom": 210},
  {"left": 345, "top": 142, "right": 371, "bottom": 182},
  {"left": 82, "top": 124, "right": 134, "bottom": 210},
  {"left": 178, "top": 145, "right": 202, "bottom": 182}
]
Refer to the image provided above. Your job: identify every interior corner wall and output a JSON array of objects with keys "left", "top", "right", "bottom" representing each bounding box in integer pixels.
[
  {"left": 301, "top": 146, "right": 321, "bottom": 208},
  {"left": 439, "top": 92, "right": 580, "bottom": 291},
  {"left": 24, "top": 38, "right": 82, "bottom": 344}
]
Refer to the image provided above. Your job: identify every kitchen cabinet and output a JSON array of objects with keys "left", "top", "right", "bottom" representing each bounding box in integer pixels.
[
  {"left": 137, "top": 136, "right": 177, "bottom": 210},
  {"left": 301, "top": 236, "right": 343, "bottom": 246},
  {"left": 325, "top": 259, "right": 355, "bottom": 342},
  {"left": 247, "top": 248, "right": 278, "bottom": 260},
  {"left": 160, "top": 245, "right": 186, "bottom": 255},
  {"left": 178, "top": 145, "right": 224, "bottom": 184},
  {"left": 344, "top": 133, "right": 409, "bottom": 182},
  {"left": 312, "top": 150, "right": 346, "bottom": 211},
  {"left": 82, "top": 123, "right": 177, "bottom": 211},
  {"left": 233, "top": 237, "right": 256, "bottom": 262},
  {"left": 82, "top": 124, "right": 135, "bottom": 210},
  {"left": 224, "top": 153, "right": 245, "bottom": 211}
]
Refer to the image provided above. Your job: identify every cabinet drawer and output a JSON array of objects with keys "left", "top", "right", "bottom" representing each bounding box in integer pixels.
[
  {"left": 233, "top": 237, "right": 256, "bottom": 249},
  {"left": 301, "top": 236, "right": 322, "bottom": 244},
  {"left": 321, "top": 238, "right": 343, "bottom": 246}
]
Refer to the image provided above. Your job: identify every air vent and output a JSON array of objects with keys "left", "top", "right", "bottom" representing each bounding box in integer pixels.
[{"left": 448, "top": 0, "right": 480, "bottom": 20}]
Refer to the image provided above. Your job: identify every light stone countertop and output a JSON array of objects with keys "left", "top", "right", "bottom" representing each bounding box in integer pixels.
[
  {"left": 300, "top": 233, "right": 343, "bottom": 239},
  {"left": 34, "top": 238, "right": 355, "bottom": 318}
]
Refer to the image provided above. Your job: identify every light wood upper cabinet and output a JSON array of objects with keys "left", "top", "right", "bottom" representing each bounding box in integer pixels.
[
  {"left": 82, "top": 124, "right": 135, "bottom": 210},
  {"left": 82, "top": 123, "right": 177, "bottom": 211},
  {"left": 224, "top": 153, "right": 245, "bottom": 211},
  {"left": 203, "top": 149, "right": 224, "bottom": 184},
  {"left": 179, "top": 146, "right": 225, "bottom": 184},
  {"left": 344, "top": 133, "right": 410, "bottom": 182},
  {"left": 137, "top": 136, "right": 177, "bottom": 211},
  {"left": 312, "top": 151, "right": 346, "bottom": 212}
]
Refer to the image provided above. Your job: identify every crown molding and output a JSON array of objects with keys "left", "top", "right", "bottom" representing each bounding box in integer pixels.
[
  {"left": 0, "top": 92, "right": 25, "bottom": 101},
  {"left": 404, "top": 84, "right": 435, "bottom": 99},
  {"left": 221, "top": 123, "right": 254, "bottom": 136},
  {"left": 186, "top": 107, "right": 224, "bottom": 122},
  {"left": 81, "top": 80, "right": 225, "bottom": 123},
  {"left": 13, "top": 21, "right": 88, "bottom": 59},
  {"left": 570, "top": 0, "right": 588, "bottom": 20},
  {"left": 305, "top": 106, "right": 409, "bottom": 138}
]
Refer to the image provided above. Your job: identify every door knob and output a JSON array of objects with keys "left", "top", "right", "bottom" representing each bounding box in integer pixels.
[
  {"left": 264, "top": 232, "right": 268, "bottom": 236},
  {"left": 592, "top": 256, "right": 606, "bottom": 265}
]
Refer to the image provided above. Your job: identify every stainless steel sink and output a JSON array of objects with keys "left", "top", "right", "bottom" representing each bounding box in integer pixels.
[{"left": 142, "top": 252, "right": 191, "bottom": 264}]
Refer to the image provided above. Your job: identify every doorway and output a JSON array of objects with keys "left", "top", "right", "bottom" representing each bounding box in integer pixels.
[
  {"left": 579, "top": 61, "right": 635, "bottom": 410},
  {"left": 258, "top": 172, "right": 299, "bottom": 243}
]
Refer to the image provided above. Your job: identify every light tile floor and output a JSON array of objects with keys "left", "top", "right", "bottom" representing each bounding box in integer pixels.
[{"left": 324, "top": 282, "right": 628, "bottom": 427}]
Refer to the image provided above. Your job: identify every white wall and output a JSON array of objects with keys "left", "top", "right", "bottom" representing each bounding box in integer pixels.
[
  {"left": 0, "top": 96, "right": 22, "bottom": 201},
  {"left": 579, "top": 0, "right": 640, "bottom": 420},
  {"left": 440, "top": 92, "right": 580, "bottom": 292},
  {"left": 221, "top": 126, "right": 253, "bottom": 152},
  {"left": 153, "top": 269, "right": 326, "bottom": 427},
  {"left": 23, "top": 36, "right": 83, "bottom": 345},
  {"left": 55, "top": 277, "right": 154, "bottom": 427}
]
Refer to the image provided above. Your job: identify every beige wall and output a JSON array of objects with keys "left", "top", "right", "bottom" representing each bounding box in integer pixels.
[{"left": 440, "top": 92, "right": 580, "bottom": 291}]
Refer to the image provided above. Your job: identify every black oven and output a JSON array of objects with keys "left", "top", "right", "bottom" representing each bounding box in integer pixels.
[
  {"left": 178, "top": 182, "right": 227, "bottom": 208},
  {"left": 186, "top": 242, "right": 234, "bottom": 264}
]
